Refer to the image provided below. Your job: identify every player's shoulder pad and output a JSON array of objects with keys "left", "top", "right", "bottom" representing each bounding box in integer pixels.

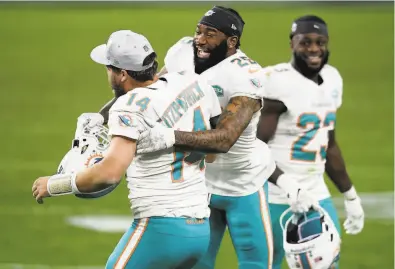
[
  {"left": 161, "top": 69, "right": 197, "bottom": 81},
  {"left": 322, "top": 64, "right": 343, "bottom": 84},
  {"left": 262, "top": 63, "right": 293, "bottom": 79},
  {"left": 260, "top": 63, "right": 293, "bottom": 101},
  {"left": 178, "top": 36, "right": 194, "bottom": 45},
  {"left": 322, "top": 64, "right": 343, "bottom": 109},
  {"left": 218, "top": 53, "right": 267, "bottom": 99},
  {"left": 165, "top": 36, "right": 193, "bottom": 60},
  {"left": 222, "top": 53, "right": 262, "bottom": 83},
  {"left": 164, "top": 36, "right": 194, "bottom": 73},
  {"left": 110, "top": 87, "right": 155, "bottom": 113}
]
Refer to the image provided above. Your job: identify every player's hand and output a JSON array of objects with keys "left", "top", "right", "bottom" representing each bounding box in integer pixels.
[
  {"left": 276, "top": 174, "right": 319, "bottom": 213},
  {"left": 75, "top": 113, "right": 104, "bottom": 138},
  {"left": 135, "top": 114, "right": 175, "bottom": 154},
  {"left": 288, "top": 189, "right": 318, "bottom": 213},
  {"left": 344, "top": 196, "right": 364, "bottom": 234},
  {"left": 32, "top": 176, "right": 51, "bottom": 204}
]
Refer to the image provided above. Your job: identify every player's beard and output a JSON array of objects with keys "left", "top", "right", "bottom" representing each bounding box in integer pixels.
[
  {"left": 193, "top": 40, "right": 228, "bottom": 75},
  {"left": 111, "top": 77, "right": 126, "bottom": 97},
  {"left": 293, "top": 50, "right": 330, "bottom": 78}
]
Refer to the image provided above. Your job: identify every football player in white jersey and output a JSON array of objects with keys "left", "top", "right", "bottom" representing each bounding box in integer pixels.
[
  {"left": 135, "top": 6, "right": 317, "bottom": 269},
  {"left": 32, "top": 30, "right": 223, "bottom": 269},
  {"left": 257, "top": 15, "right": 365, "bottom": 269}
]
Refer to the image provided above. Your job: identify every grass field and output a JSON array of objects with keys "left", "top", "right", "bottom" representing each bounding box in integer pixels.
[{"left": 0, "top": 2, "right": 393, "bottom": 269}]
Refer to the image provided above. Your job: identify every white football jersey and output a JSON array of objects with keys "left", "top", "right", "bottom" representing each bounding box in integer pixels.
[
  {"left": 165, "top": 36, "right": 276, "bottom": 196},
  {"left": 108, "top": 72, "right": 222, "bottom": 218},
  {"left": 262, "top": 63, "right": 343, "bottom": 203}
]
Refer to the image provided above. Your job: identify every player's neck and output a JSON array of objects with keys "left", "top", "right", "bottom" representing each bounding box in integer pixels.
[
  {"left": 124, "top": 77, "right": 159, "bottom": 92},
  {"left": 226, "top": 48, "right": 237, "bottom": 58},
  {"left": 291, "top": 60, "right": 321, "bottom": 85}
]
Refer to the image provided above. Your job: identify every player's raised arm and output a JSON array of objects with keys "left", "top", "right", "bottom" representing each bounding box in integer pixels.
[
  {"left": 175, "top": 96, "right": 261, "bottom": 153},
  {"left": 31, "top": 99, "right": 149, "bottom": 203},
  {"left": 73, "top": 136, "right": 135, "bottom": 192},
  {"left": 136, "top": 94, "right": 261, "bottom": 154},
  {"left": 31, "top": 117, "right": 139, "bottom": 203}
]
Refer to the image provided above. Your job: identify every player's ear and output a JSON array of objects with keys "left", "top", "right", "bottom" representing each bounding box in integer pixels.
[
  {"left": 120, "top": 70, "right": 128, "bottom": 83},
  {"left": 227, "top": 36, "right": 238, "bottom": 49}
]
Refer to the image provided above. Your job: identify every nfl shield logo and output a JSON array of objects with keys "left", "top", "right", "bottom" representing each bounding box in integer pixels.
[{"left": 250, "top": 78, "right": 262, "bottom": 88}]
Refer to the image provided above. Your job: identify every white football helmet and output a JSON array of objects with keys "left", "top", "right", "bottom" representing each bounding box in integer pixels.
[
  {"left": 280, "top": 205, "right": 341, "bottom": 269},
  {"left": 57, "top": 123, "right": 120, "bottom": 198}
]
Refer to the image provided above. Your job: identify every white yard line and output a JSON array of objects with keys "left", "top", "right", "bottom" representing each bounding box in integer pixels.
[{"left": 65, "top": 192, "right": 394, "bottom": 233}]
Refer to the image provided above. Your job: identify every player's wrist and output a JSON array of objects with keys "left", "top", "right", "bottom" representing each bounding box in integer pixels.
[
  {"left": 47, "top": 173, "right": 81, "bottom": 196},
  {"left": 343, "top": 185, "right": 358, "bottom": 201}
]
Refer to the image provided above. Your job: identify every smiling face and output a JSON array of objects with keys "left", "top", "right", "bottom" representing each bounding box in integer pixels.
[
  {"left": 291, "top": 32, "right": 329, "bottom": 77},
  {"left": 193, "top": 24, "right": 236, "bottom": 74}
]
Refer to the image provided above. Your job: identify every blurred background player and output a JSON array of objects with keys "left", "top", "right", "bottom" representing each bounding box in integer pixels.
[
  {"left": 257, "top": 15, "right": 365, "bottom": 269},
  {"left": 135, "top": 6, "right": 318, "bottom": 269},
  {"left": 32, "top": 29, "right": 223, "bottom": 269}
]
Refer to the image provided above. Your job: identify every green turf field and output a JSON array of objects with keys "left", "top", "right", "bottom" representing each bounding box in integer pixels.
[{"left": 0, "top": 2, "right": 393, "bottom": 269}]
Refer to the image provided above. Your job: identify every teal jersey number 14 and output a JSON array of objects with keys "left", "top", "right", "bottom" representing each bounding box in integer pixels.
[{"left": 171, "top": 107, "right": 207, "bottom": 182}]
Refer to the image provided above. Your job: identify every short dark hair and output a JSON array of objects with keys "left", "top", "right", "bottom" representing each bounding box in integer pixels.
[
  {"left": 294, "top": 15, "right": 326, "bottom": 26},
  {"left": 107, "top": 52, "right": 158, "bottom": 82}
]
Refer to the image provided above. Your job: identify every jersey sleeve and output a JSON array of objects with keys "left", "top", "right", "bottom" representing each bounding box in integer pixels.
[
  {"left": 333, "top": 69, "right": 343, "bottom": 109},
  {"left": 260, "top": 66, "right": 292, "bottom": 108},
  {"left": 164, "top": 36, "right": 194, "bottom": 73},
  {"left": 197, "top": 76, "right": 222, "bottom": 119},
  {"left": 108, "top": 90, "right": 157, "bottom": 141},
  {"left": 208, "top": 85, "right": 222, "bottom": 118},
  {"left": 228, "top": 67, "right": 266, "bottom": 101},
  {"left": 260, "top": 66, "right": 278, "bottom": 99}
]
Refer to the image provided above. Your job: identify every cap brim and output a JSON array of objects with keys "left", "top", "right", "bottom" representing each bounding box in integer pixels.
[{"left": 90, "top": 44, "right": 110, "bottom": 65}]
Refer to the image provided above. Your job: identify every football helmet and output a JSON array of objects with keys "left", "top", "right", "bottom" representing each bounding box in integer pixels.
[
  {"left": 280, "top": 205, "right": 341, "bottom": 269},
  {"left": 57, "top": 123, "right": 120, "bottom": 198}
]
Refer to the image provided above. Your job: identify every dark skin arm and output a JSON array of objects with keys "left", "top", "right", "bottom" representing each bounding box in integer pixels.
[
  {"left": 98, "top": 97, "right": 118, "bottom": 125},
  {"left": 256, "top": 98, "right": 287, "bottom": 185},
  {"left": 325, "top": 130, "right": 353, "bottom": 193},
  {"left": 268, "top": 166, "right": 285, "bottom": 185},
  {"left": 257, "top": 98, "right": 287, "bottom": 143},
  {"left": 174, "top": 96, "right": 261, "bottom": 153}
]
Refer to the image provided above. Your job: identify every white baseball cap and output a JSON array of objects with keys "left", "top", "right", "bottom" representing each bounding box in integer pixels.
[{"left": 90, "top": 30, "right": 155, "bottom": 72}]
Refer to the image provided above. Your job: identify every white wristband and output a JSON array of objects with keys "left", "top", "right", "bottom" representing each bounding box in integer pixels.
[
  {"left": 164, "top": 128, "right": 176, "bottom": 148},
  {"left": 343, "top": 186, "right": 358, "bottom": 200},
  {"left": 71, "top": 173, "right": 81, "bottom": 194},
  {"left": 47, "top": 173, "right": 80, "bottom": 196}
]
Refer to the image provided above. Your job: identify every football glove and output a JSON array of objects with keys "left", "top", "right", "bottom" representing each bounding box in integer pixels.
[
  {"left": 276, "top": 173, "right": 319, "bottom": 213},
  {"left": 343, "top": 186, "right": 364, "bottom": 234}
]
